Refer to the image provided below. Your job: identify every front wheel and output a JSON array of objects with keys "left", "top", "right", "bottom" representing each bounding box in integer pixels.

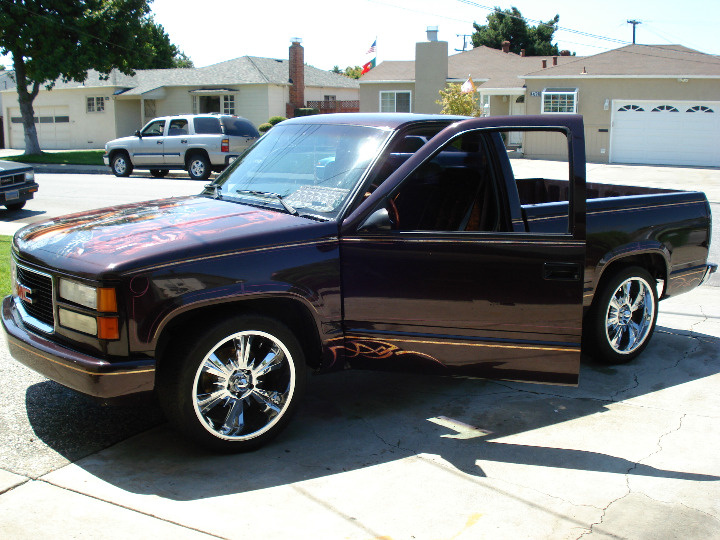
[
  {"left": 187, "top": 154, "right": 211, "bottom": 180},
  {"left": 588, "top": 266, "right": 658, "bottom": 364},
  {"left": 111, "top": 153, "right": 133, "bottom": 177},
  {"left": 158, "top": 315, "right": 306, "bottom": 451}
]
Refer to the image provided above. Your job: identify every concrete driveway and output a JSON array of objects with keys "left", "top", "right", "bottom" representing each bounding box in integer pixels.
[
  {"left": 0, "top": 286, "right": 718, "bottom": 539},
  {"left": 1, "top": 161, "right": 719, "bottom": 538}
]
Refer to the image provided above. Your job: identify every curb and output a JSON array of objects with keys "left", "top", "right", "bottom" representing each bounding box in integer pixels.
[{"left": 29, "top": 163, "right": 108, "bottom": 175}]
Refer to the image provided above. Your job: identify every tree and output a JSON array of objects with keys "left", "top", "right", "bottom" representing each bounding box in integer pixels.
[
  {"left": 471, "top": 7, "right": 561, "bottom": 56},
  {"left": 0, "top": 0, "right": 189, "bottom": 154},
  {"left": 436, "top": 84, "right": 482, "bottom": 117},
  {"left": 330, "top": 65, "right": 362, "bottom": 79}
]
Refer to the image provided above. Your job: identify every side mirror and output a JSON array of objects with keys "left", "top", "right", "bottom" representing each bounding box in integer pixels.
[
  {"left": 134, "top": 130, "right": 142, "bottom": 138},
  {"left": 358, "top": 207, "right": 393, "bottom": 232}
]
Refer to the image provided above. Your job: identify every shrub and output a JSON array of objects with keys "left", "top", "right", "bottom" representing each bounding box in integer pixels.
[
  {"left": 258, "top": 123, "right": 272, "bottom": 133},
  {"left": 294, "top": 108, "right": 319, "bottom": 117},
  {"left": 268, "top": 116, "right": 287, "bottom": 126}
]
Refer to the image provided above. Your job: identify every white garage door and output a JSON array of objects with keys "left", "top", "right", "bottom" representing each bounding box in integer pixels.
[
  {"left": 9, "top": 106, "right": 71, "bottom": 150},
  {"left": 610, "top": 100, "right": 720, "bottom": 167}
]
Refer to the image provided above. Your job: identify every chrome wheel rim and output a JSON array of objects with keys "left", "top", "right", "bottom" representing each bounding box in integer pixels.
[
  {"left": 192, "top": 330, "right": 295, "bottom": 441},
  {"left": 190, "top": 159, "right": 205, "bottom": 177},
  {"left": 114, "top": 158, "right": 126, "bottom": 174},
  {"left": 605, "top": 276, "right": 655, "bottom": 355}
]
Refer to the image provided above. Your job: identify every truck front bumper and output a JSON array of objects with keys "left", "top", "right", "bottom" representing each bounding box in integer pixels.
[{"left": 2, "top": 296, "right": 155, "bottom": 399}]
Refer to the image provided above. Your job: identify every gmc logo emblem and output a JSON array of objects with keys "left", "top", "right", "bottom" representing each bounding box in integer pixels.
[{"left": 17, "top": 283, "right": 33, "bottom": 304}]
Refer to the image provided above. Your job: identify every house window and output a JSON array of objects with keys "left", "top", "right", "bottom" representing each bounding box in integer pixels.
[
  {"left": 222, "top": 95, "right": 235, "bottom": 115},
  {"left": 380, "top": 91, "right": 411, "bottom": 113},
  {"left": 541, "top": 88, "right": 578, "bottom": 114},
  {"left": 324, "top": 95, "right": 337, "bottom": 102},
  {"left": 87, "top": 96, "right": 105, "bottom": 113}
]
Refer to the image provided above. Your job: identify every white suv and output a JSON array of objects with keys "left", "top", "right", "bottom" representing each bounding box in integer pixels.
[{"left": 103, "top": 114, "right": 260, "bottom": 180}]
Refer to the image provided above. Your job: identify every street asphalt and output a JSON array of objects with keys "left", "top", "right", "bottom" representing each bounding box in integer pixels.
[{"left": 0, "top": 158, "right": 718, "bottom": 538}]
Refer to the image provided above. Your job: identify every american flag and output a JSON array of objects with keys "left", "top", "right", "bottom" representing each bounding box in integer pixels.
[{"left": 367, "top": 40, "right": 377, "bottom": 54}]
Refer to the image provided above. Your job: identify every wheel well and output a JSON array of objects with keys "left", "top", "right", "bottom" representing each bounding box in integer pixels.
[
  {"left": 184, "top": 149, "right": 209, "bottom": 167},
  {"left": 109, "top": 149, "right": 130, "bottom": 162},
  {"left": 154, "top": 298, "right": 323, "bottom": 377},
  {"left": 593, "top": 253, "right": 667, "bottom": 304}
]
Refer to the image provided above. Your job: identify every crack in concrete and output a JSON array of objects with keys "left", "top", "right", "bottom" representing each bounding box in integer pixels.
[{"left": 575, "top": 413, "right": 688, "bottom": 539}]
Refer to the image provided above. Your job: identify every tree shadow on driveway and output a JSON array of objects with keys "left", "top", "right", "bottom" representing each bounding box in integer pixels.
[{"left": 25, "top": 324, "right": 720, "bottom": 501}]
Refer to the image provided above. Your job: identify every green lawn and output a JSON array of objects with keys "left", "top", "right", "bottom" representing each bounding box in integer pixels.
[
  {"left": 0, "top": 236, "right": 12, "bottom": 297},
  {"left": 1, "top": 150, "right": 105, "bottom": 166}
]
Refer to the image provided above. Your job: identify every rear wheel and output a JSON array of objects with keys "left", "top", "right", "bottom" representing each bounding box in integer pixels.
[
  {"left": 4, "top": 201, "right": 26, "bottom": 211},
  {"left": 589, "top": 266, "right": 658, "bottom": 364},
  {"left": 187, "top": 153, "right": 211, "bottom": 180},
  {"left": 158, "top": 315, "right": 306, "bottom": 451},
  {"left": 150, "top": 169, "right": 168, "bottom": 178},
  {"left": 111, "top": 153, "right": 133, "bottom": 177}
]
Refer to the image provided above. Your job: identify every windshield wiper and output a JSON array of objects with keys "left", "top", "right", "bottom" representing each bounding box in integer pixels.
[
  {"left": 235, "top": 189, "right": 299, "bottom": 216},
  {"left": 204, "top": 183, "right": 222, "bottom": 199}
]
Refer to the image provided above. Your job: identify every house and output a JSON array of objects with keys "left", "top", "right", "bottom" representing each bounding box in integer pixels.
[
  {"left": 0, "top": 69, "right": 15, "bottom": 148},
  {"left": 1, "top": 39, "right": 359, "bottom": 150},
  {"left": 360, "top": 29, "right": 720, "bottom": 166}
]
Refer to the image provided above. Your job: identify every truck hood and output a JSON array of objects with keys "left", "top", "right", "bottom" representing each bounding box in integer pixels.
[
  {"left": 14, "top": 196, "right": 334, "bottom": 278},
  {"left": 0, "top": 160, "right": 32, "bottom": 174}
]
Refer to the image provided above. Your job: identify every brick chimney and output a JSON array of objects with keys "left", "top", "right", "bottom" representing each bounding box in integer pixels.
[
  {"left": 520, "top": 49, "right": 526, "bottom": 57},
  {"left": 542, "top": 59, "right": 547, "bottom": 69},
  {"left": 288, "top": 37, "right": 305, "bottom": 116},
  {"left": 553, "top": 56, "right": 558, "bottom": 66},
  {"left": 501, "top": 40, "right": 510, "bottom": 53}
]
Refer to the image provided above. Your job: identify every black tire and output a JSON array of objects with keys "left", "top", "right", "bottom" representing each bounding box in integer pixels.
[
  {"left": 150, "top": 169, "right": 168, "bottom": 178},
  {"left": 4, "top": 201, "right": 26, "bottom": 211},
  {"left": 157, "top": 315, "right": 307, "bottom": 451},
  {"left": 587, "top": 266, "right": 659, "bottom": 364},
  {"left": 187, "top": 153, "right": 211, "bottom": 180},
  {"left": 111, "top": 152, "right": 133, "bottom": 177}
]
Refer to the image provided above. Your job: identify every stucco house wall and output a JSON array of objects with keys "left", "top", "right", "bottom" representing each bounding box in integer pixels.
[
  {"left": 523, "top": 77, "right": 720, "bottom": 162},
  {"left": 359, "top": 83, "right": 415, "bottom": 112}
]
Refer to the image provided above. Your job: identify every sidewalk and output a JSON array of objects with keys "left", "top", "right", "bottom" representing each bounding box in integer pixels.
[{"left": 1, "top": 284, "right": 719, "bottom": 538}]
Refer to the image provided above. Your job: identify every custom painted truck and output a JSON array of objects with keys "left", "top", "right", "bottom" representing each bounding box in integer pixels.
[{"left": 3, "top": 114, "right": 715, "bottom": 450}]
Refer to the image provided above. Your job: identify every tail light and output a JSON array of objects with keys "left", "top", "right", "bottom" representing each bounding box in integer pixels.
[{"left": 221, "top": 138, "right": 229, "bottom": 152}]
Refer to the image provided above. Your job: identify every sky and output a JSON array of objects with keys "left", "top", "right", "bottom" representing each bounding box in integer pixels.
[{"left": 1, "top": 0, "right": 719, "bottom": 71}]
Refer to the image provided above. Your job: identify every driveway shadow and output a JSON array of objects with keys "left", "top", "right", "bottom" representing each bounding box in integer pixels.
[
  {"left": 25, "top": 324, "right": 720, "bottom": 501},
  {"left": 0, "top": 208, "right": 46, "bottom": 221}
]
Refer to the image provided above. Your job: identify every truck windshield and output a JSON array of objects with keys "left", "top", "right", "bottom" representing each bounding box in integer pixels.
[{"left": 215, "top": 123, "right": 390, "bottom": 218}]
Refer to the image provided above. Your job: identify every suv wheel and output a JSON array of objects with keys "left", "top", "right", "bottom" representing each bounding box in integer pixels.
[
  {"left": 187, "top": 154, "right": 211, "bottom": 180},
  {"left": 111, "top": 153, "right": 133, "bottom": 177}
]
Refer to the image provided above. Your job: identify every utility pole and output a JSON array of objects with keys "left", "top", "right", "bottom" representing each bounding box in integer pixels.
[
  {"left": 627, "top": 20, "right": 641, "bottom": 44},
  {"left": 456, "top": 34, "right": 471, "bottom": 52}
]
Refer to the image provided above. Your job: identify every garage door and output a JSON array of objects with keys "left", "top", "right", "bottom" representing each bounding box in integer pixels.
[
  {"left": 9, "top": 106, "right": 71, "bottom": 150},
  {"left": 610, "top": 100, "right": 720, "bottom": 167}
]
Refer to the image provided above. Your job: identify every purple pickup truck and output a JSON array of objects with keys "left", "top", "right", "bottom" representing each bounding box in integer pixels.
[{"left": 3, "top": 114, "right": 715, "bottom": 450}]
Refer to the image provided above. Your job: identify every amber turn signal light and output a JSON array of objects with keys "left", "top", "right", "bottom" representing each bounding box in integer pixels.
[
  {"left": 97, "top": 287, "right": 117, "bottom": 312},
  {"left": 97, "top": 317, "right": 119, "bottom": 340}
]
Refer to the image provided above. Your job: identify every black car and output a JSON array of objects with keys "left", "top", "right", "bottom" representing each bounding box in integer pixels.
[{"left": 0, "top": 160, "right": 38, "bottom": 211}]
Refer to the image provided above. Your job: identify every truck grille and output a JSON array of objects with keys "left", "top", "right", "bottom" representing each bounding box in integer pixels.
[
  {"left": 1, "top": 173, "right": 25, "bottom": 187},
  {"left": 16, "top": 264, "right": 54, "bottom": 330}
]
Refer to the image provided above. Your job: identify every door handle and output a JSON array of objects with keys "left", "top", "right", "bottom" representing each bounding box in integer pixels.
[
  {"left": 156, "top": 140, "right": 163, "bottom": 145},
  {"left": 543, "top": 262, "right": 582, "bottom": 281},
  {"left": 181, "top": 139, "right": 188, "bottom": 144}
]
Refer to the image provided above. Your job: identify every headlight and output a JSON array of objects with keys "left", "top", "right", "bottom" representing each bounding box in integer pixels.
[
  {"left": 25, "top": 170, "right": 34, "bottom": 182},
  {"left": 58, "top": 308, "right": 97, "bottom": 335},
  {"left": 58, "top": 279, "right": 117, "bottom": 312}
]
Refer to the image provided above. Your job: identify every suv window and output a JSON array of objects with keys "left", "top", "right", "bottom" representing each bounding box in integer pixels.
[
  {"left": 221, "top": 117, "right": 260, "bottom": 137},
  {"left": 193, "top": 117, "right": 222, "bottom": 134},
  {"left": 168, "top": 119, "right": 189, "bottom": 136},
  {"left": 142, "top": 120, "right": 165, "bottom": 137}
]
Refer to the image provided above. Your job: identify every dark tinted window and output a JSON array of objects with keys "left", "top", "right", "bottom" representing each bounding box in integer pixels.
[
  {"left": 221, "top": 117, "right": 259, "bottom": 137},
  {"left": 193, "top": 117, "right": 222, "bottom": 134}
]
